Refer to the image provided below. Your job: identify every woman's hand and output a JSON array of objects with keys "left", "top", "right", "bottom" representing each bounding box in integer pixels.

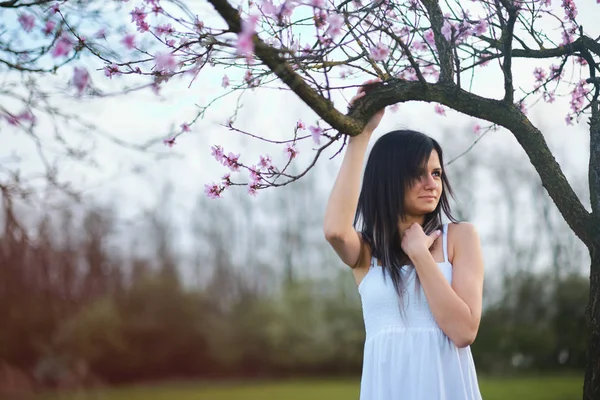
[
  {"left": 348, "top": 79, "right": 386, "bottom": 136},
  {"left": 401, "top": 223, "right": 441, "bottom": 261}
]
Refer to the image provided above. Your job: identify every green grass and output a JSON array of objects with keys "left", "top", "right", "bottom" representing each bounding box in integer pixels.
[{"left": 40, "top": 375, "right": 583, "bottom": 400}]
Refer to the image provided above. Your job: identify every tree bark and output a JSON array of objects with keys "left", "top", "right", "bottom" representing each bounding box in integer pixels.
[{"left": 584, "top": 244, "right": 600, "bottom": 400}]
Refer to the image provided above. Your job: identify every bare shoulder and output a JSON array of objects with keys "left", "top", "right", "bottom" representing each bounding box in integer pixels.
[{"left": 447, "top": 222, "right": 481, "bottom": 262}]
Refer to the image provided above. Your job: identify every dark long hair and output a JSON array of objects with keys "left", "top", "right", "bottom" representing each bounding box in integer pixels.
[{"left": 353, "top": 130, "right": 457, "bottom": 298}]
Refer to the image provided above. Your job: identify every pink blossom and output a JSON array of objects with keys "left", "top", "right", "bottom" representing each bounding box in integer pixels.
[
  {"left": 259, "top": 155, "right": 272, "bottom": 170},
  {"left": 311, "top": 0, "right": 325, "bottom": 7},
  {"left": 211, "top": 145, "right": 225, "bottom": 163},
  {"left": 222, "top": 173, "right": 232, "bottom": 188},
  {"left": 561, "top": 0, "right": 577, "bottom": 20},
  {"left": 224, "top": 152, "right": 241, "bottom": 171},
  {"left": 204, "top": 183, "right": 223, "bottom": 199},
  {"left": 441, "top": 20, "right": 453, "bottom": 41},
  {"left": 543, "top": 91, "right": 555, "bottom": 103},
  {"left": 156, "top": 24, "right": 175, "bottom": 36},
  {"left": 314, "top": 10, "right": 328, "bottom": 29},
  {"left": 181, "top": 123, "right": 191, "bottom": 132},
  {"left": 154, "top": 52, "right": 177, "bottom": 72},
  {"left": 51, "top": 35, "right": 73, "bottom": 58},
  {"left": 424, "top": 29, "right": 435, "bottom": 46},
  {"left": 248, "top": 184, "right": 259, "bottom": 196},
  {"left": 327, "top": 14, "right": 344, "bottom": 38},
  {"left": 95, "top": 28, "right": 106, "bottom": 39},
  {"left": 261, "top": 0, "right": 277, "bottom": 15},
  {"left": 309, "top": 125, "right": 323, "bottom": 144},
  {"left": 533, "top": 67, "right": 546, "bottom": 82},
  {"left": 104, "top": 64, "right": 120, "bottom": 79},
  {"left": 50, "top": 3, "right": 60, "bottom": 13},
  {"left": 18, "top": 13, "right": 35, "bottom": 33},
  {"left": 18, "top": 110, "right": 35, "bottom": 124},
  {"left": 43, "top": 20, "right": 55, "bottom": 36},
  {"left": 473, "top": 124, "right": 481, "bottom": 136},
  {"left": 370, "top": 42, "right": 389, "bottom": 61},
  {"left": 249, "top": 166, "right": 261, "bottom": 184},
  {"left": 121, "top": 34, "right": 136, "bottom": 49},
  {"left": 163, "top": 137, "right": 176, "bottom": 147},
  {"left": 131, "top": 7, "right": 146, "bottom": 24},
  {"left": 565, "top": 114, "right": 574, "bottom": 126},
  {"left": 285, "top": 143, "right": 299, "bottom": 159},
  {"left": 434, "top": 104, "right": 446, "bottom": 116},
  {"left": 237, "top": 34, "right": 254, "bottom": 57},
  {"left": 472, "top": 20, "right": 488, "bottom": 36},
  {"left": 72, "top": 67, "right": 90, "bottom": 95},
  {"left": 570, "top": 80, "right": 589, "bottom": 115},
  {"left": 518, "top": 101, "right": 528, "bottom": 115},
  {"left": 222, "top": 75, "right": 230, "bottom": 88},
  {"left": 237, "top": 15, "right": 258, "bottom": 58},
  {"left": 296, "top": 120, "right": 305, "bottom": 130}
]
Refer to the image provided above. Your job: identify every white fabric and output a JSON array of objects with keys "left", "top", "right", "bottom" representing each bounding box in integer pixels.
[{"left": 358, "top": 223, "right": 482, "bottom": 400}]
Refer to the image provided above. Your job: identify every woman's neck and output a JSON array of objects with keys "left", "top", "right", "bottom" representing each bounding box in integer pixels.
[{"left": 398, "top": 216, "right": 425, "bottom": 236}]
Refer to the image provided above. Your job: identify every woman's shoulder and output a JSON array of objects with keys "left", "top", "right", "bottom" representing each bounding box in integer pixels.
[{"left": 446, "top": 222, "right": 481, "bottom": 261}]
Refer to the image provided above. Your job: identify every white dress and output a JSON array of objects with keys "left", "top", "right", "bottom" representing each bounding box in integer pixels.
[{"left": 358, "top": 223, "right": 482, "bottom": 400}]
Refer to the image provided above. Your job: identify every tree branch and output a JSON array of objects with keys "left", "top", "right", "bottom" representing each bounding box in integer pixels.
[
  {"left": 419, "top": 0, "right": 454, "bottom": 83},
  {"left": 499, "top": 0, "right": 519, "bottom": 103},
  {"left": 207, "top": 0, "right": 364, "bottom": 136},
  {"left": 340, "top": 78, "right": 595, "bottom": 245}
]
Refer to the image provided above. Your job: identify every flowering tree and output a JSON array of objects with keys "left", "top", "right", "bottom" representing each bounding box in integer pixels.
[{"left": 4, "top": 0, "right": 600, "bottom": 397}]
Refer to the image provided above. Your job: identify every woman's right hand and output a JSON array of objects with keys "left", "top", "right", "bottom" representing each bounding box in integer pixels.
[{"left": 348, "top": 79, "right": 386, "bottom": 136}]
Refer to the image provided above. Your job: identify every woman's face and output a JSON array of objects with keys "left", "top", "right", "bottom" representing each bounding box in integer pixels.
[{"left": 404, "top": 149, "right": 443, "bottom": 217}]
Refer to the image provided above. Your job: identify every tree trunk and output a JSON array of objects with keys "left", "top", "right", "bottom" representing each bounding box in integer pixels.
[{"left": 584, "top": 244, "right": 600, "bottom": 400}]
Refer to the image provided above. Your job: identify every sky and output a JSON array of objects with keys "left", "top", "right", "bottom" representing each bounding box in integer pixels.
[{"left": 2, "top": 0, "right": 596, "bottom": 281}]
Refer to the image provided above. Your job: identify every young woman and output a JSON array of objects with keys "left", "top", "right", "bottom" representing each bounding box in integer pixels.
[{"left": 324, "top": 80, "right": 485, "bottom": 400}]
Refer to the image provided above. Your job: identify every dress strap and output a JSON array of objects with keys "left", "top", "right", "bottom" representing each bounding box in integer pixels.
[{"left": 442, "top": 223, "right": 449, "bottom": 263}]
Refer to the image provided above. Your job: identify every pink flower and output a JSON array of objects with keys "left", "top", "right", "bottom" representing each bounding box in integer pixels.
[
  {"left": 473, "top": 124, "right": 481, "bottom": 136},
  {"left": 296, "top": 120, "right": 305, "bottom": 130},
  {"left": 104, "top": 64, "right": 120, "bottom": 78},
  {"left": 434, "top": 104, "right": 446, "bottom": 116},
  {"left": 18, "top": 13, "right": 35, "bottom": 33},
  {"left": 50, "top": 3, "right": 60, "bottom": 13},
  {"left": 518, "top": 101, "right": 528, "bottom": 115},
  {"left": 259, "top": 155, "right": 272, "bottom": 170},
  {"left": 311, "top": 0, "right": 325, "bottom": 7},
  {"left": 222, "top": 173, "right": 232, "bottom": 188},
  {"left": 72, "top": 67, "right": 90, "bottom": 95},
  {"left": 424, "top": 29, "right": 435, "bottom": 46},
  {"left": 222, "top": 75, "right": 230, "bottom": 88},
  {"left": 327, "top": 14, "right": 344, "bottom": 38},
  {"left": 155, "top": 24, "right": 175, "bottom": 36},
  {"left": 533, "top": 67, "right": 546, "bottom": 82},
  {"left": 237, "top": 15, "right": 258, "bottom": 58},
  {"left": 154, "top": 52, "right": 177, "bottom": 72},
  {"left": 285, "top": 143, "right": 298, "bottom": 159},
  {"left": 163, "top": 137, "right": 176, "bottom": 147},
  {"left": 204, "top": 183, "right": 223, "bottom": 199},
  {"left": 309, "top": 125, "right": 323, "bottom": 144},
  {"left": 370, "top": 42, "right": 389, "bottom": 61},
  {"left": 249, "top": 166, "right": 261, "bottom": 184},
  {"left": 248, "top": 184, "right": 259, "bottom": 196},
  {"left": 565, "top": 114, "right": 574, "bottom": 126},
  {"left": 211, "top": 145, "right": 225, "bottom": 163},
  {"left": 121, "top": 34, "right": 136, "bottom": 49},
  {"left": 51, "top": 35, "right": 73, "bottom": 58},
  {"left": 472, "top": 20, "right": 488, "bottom": 36},
  {"left": 18, "top": 110, "right": 35, "bottom": 124},
  {"left": 43, "top": 20, "right": 55, "bottom": 36},
  {"left": 441, "top": 20, "right": 453, "bottom": 41},
  {"left": 181, "top": 123, "right": 190, "bottom": 132},
  {"left": 224, "top": 152, "right": 241, "bottom": 171},
  {"left": 95, "top": 28, "right": 106, "bottom": 39},
  {"left": 543, "top": 91, "right": 555, "bottom": 103}
]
